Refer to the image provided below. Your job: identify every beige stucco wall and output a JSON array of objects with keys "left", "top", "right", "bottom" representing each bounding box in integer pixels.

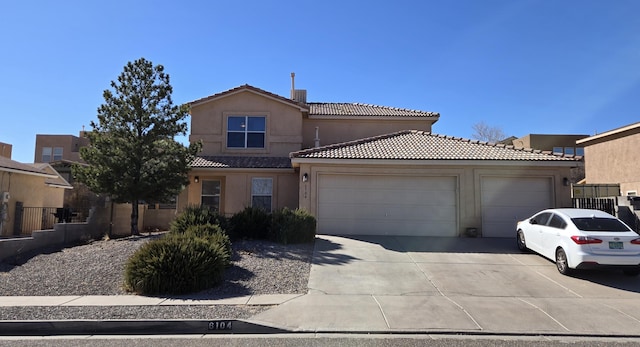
[
  {"left": 189, "top": 91, "right": 304, "bottom": 156},
  {"left": 184, "top": 170, "right": 298, "bottom": 216},
  {"left": 0, "top": 171, "right": 66, "bottom": 236},
  {"left": 583, "top": 133, "right": 640, "bottom": 194},
  {"left": 295, "top": 162, "right": 574, "bottom": 237},
  {"left": 303, "top": 118, "right": 435, "bottom": 148}
]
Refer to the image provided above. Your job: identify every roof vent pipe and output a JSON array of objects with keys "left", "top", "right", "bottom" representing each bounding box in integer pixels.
[
  {"left": 290, "top": 72, "right": 295, "bottom": 99},
  {"left": 315, "top": 127, "right": 320, "bottom": 148}
]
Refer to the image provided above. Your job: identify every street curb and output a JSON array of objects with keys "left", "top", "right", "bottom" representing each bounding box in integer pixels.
[{"left": 0, "top": 319, "right": 288, "bottom": 336}]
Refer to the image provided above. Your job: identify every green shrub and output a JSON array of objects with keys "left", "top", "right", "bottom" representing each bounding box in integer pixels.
[
  {"left": 270, "top": 208, "right": 317, "bottom": 244},
  {"left": 228, "top": 206, "right": 271, "bottom": 240},
  {"left": 170, "top": 204, "right": 227, "bottom": 233},
  {"left": 123, "top": 234, "right": 229, "bottom": 295},
  {"left": 183, "top": 224, "right": 232, "bottom": 264}
]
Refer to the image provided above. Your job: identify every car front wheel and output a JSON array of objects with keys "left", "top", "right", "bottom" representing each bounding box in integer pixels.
[
  {"left": 516, "top": 230, "right": 528, "bottom": 252},
  {"left": 555, "top": 248, "right": 572, "bottom": 275}
]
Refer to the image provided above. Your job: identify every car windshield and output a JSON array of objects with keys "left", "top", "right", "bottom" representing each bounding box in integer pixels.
[{"left": 571, "top": 217, "right": 631, "bottom": 232}]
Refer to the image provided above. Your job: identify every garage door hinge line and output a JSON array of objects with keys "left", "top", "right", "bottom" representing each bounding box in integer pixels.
[
  {"left": 519, "top": 298, "right": 570, "bottom": 332},
  {"left": 372, "top": 295, "right": 390, "bottom": 329}
]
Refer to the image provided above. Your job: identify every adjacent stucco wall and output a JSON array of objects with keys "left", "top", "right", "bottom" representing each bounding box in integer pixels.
[
  {"left": 0, "top": 171, "right": 65, "bottom": 236},
  {"left": 303, "top": 118, "right": 435, "bottom": 149},
  {"left": 296, "top": 162, "right": 573, "bottom": 237},
  {"left": 189, "top": 91, "right": 304, "bottom": 156},
  {"left": 583, "top": 133, "right": 640, "bottom": 194},
  {"left": 186, "top": 170, "right": 298, "bottom": 216}
]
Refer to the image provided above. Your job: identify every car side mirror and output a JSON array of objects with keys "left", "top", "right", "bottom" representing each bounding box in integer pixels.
[{"left": 530, "top": 219, "right": 537, "bottom": 225}]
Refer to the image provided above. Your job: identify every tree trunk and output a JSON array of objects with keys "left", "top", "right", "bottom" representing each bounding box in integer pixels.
[{"left": 130, "top": 200, "right": 139, "bottom": 235}]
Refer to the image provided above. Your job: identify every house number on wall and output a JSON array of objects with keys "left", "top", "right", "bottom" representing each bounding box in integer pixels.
[{"left": 208, "top": 321, "right": 233, "bottom": 330}]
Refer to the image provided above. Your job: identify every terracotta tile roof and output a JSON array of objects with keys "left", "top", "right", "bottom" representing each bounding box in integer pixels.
[
  {"left": 188, "top": 84, "right": 308, "bottom": 110},
  {"left": 290, "top": 130, "right": 582, "bottom": 162},
  {"left": 191, "top": 156, "right": 292, "bottom": 169},
  {"left": 308, "top": 103, "right": 439, "bottom": 118}
]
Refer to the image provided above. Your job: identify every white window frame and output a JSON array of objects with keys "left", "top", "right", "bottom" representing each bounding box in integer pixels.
[
  {"left": 42, "top": 147, "right": 52, "bottom": 162},
  {"left": 53, "top": 147, "right": 63, "bottom": 161},
  {"left": 251, "top": 177, "right": 273, "bottom": 211},
  {"left": 201, "top": 179, "right": 221, "bottom": 212}
]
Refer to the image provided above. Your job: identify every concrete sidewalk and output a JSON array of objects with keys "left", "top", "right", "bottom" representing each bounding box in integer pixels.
[
  {"left": 0, "top": 294, "right": 302, "bottom": 307},
  {"left": 3, "top": 235, "right": 640, "bottom": 337}
]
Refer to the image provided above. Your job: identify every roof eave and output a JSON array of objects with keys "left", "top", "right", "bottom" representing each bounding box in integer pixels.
[
  {"left": 189, "top": 86, "right": 308, "bottom": 112},
  {"left": 0, "top": 167, "right": 58, "bottom": 178},
  {"left": 290, "top": 158, "right": 582, "bottom": 168}
]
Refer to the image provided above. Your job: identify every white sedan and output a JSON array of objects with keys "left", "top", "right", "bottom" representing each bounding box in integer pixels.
[{"left": 516, "top": 208, "right": 640, "bottom": 276}]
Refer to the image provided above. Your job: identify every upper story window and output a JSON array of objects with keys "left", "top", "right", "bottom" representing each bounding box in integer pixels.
[
  {"left": 552, "top": 147, "right": 563, "bottom": 154},
  {"left": 227, "top": 116, "right": 266, "bottom": 149},
  {"left": 575, "top": 147, "right": 584, "bottom": 156},
  {"left": 41, "top": 147, "right": 63, "bottom": 162}
]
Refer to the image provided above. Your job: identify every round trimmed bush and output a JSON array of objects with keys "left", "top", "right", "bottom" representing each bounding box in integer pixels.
[
  {"left": 183, "top": 223, "right": 232, "bottom": 265},
  {"left": 270, "top": 207, "right": 317, "bottom": 244},
  {"left": 170, "top": 204, "right": 227, "bottom": 234},
  {"left": 228, "top": 206, "right": 271, "bottom": 240},
  {"left": 124, "top": 234, "right": 229, "bottom": 295}
]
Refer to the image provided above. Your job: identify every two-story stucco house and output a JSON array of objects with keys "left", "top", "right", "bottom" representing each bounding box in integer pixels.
[
  {"left": 181, "top": 81, "right": 582, "bottom": 238},
  {"left": 577, "top": 122, "right": 640, "bottom": 196}
]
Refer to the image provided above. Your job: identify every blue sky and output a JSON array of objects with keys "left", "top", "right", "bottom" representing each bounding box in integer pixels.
[{"left": 1, "top": 0, "right": 639, "bottom": 163}]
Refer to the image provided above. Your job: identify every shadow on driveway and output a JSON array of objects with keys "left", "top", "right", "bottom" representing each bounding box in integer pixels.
[{"left": 327, "top": 235, "right": 520, "bottom": 254}]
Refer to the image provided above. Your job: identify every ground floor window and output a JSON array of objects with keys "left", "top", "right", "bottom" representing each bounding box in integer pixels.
[
  {"left": 201, "top": 180, "right": 221, "bottom": 212},
  {"left": 252, "top": 178, "right": 272, "bottom": 211}
]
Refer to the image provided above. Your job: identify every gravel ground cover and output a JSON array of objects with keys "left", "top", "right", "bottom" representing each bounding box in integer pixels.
[{"left": 0, "top": 233, "right": 314, "bottom": 320}]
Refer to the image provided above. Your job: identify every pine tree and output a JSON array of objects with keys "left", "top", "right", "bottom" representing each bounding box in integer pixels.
[{"left": 73, "top": 58, "right": 200, "bottom": 236}]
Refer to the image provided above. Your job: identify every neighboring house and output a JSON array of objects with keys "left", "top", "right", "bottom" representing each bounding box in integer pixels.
[
  {"left": 0, "top": 155, "right": 72, "bottom": 236},
  {"left": 34, "top": 132, "right": 90, "bottom": 164},
  {"left": 0, "top": 142, "right": 12, "bottom": 159},
  {"left": 182, "top": 82, "right": 582, "bottom": 238},
  {"left": 577, "top": 122, "right": 640, "bottom": 196},
  {"left": 510, "top": 134, "right": 589, "bottom": 157},
  {"left": 507, "top": 134, "right": 589, "bottom": 184}
]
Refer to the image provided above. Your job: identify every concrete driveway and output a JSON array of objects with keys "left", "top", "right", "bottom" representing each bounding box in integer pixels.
[{"left": 251, "top": 235, "right": 640, "bottom": 335}]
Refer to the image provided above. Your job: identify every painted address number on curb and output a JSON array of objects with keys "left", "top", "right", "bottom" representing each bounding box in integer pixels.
[{"left": 208, "top": 321, "right": 233, "bottom": 330}]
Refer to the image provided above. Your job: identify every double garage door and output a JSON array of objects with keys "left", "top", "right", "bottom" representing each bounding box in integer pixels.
[
  {"left": 316, "top": 174, "right": 553, "bottom": 238},
  {"left": 317, "top": 174, "right": 457, "bottom": 236}
]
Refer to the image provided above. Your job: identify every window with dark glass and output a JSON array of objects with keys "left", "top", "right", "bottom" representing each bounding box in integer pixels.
[
  {"left": 532, "top": 212, "right": 551, "bottom": 225},
  {"left": 201, "top": 180, "right": 221, "bottom": 212},
  {"left": 227, "top": 116, "right": 266, "bottom": 148},
  {"left": 548, "top": 214, "right": 567, "bottom": 229},
  {"left": 251, "top": 178, "right": 272, "bottom": 211}
]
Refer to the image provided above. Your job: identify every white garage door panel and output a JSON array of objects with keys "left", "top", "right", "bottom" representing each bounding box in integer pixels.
[
  {"left": 317, "top": 175, "right": 457, "bottom": 236},
  {"left": 481, "top": 177, "right": 552, "bottom": 238}
]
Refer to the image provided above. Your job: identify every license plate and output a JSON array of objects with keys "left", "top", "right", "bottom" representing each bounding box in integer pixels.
[{"left": 609, "top": 241, "right": 624, "bottom": 249}]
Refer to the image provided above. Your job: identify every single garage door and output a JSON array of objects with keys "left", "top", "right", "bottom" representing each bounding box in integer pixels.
[
  {"left": 481, "top": 176, "right": 553, "bottom": 238},
  {"left": 317, "top": 174, "right": 457, "bottom": 236}
]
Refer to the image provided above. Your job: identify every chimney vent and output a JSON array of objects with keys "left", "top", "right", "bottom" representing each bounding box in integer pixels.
[{"left": 290, "top": 72, "right": 307, "bottom": 104}]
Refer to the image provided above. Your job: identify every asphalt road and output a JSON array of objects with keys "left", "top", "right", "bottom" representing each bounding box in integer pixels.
[{"left": 1, "top": 334, "right": 639, "bottom": 347}]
